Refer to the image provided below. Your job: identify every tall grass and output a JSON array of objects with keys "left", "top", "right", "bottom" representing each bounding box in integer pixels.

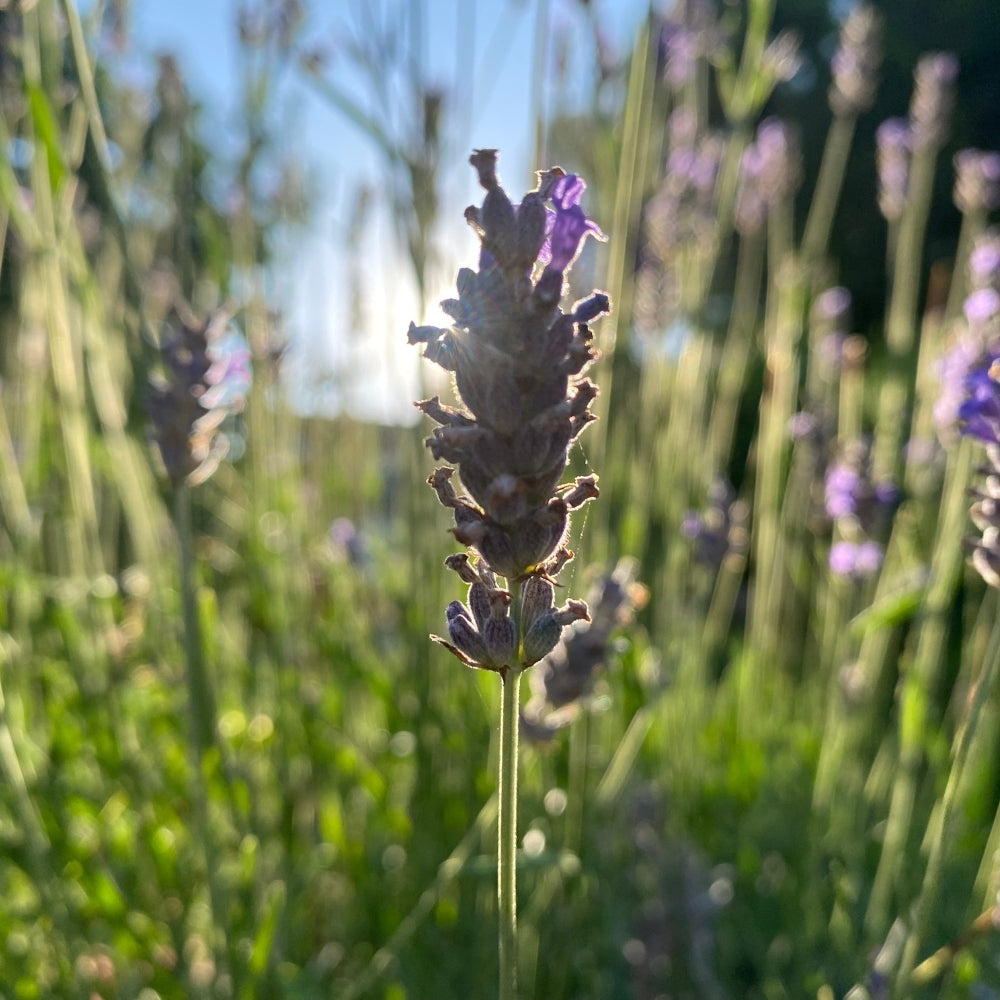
[{"left": 1, "top": 1, "right": 1000, "bottom": 998}]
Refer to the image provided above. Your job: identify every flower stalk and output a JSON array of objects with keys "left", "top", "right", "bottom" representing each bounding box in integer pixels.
[{"left": 409, "top": 150, "right": 608, "bottom": 998}]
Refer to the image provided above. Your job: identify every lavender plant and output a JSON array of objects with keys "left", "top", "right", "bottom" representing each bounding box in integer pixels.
[{"left": 408, "top": 148, "right": 609, "bottom": 999}]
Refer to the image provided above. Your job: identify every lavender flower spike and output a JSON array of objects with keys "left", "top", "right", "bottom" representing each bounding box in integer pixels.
[{"left": 410, "top": 149, "right": 609, "bottom": 675}]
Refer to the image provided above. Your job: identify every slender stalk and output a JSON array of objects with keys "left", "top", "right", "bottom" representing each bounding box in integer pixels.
[
  {"left": 801, "top": 114, "right": 857, "bottom": 265},
  {"left": 865, "top": 440, "right": 975, "bottom": 940},
  {"left": 498, "top": 665, "right": 522, "bottom": 1000},
  {"left": 174, "top": 483, "right": 217, "bottom": 755},
  {"left": 895, "top": 607, "right": 1000, "bottom": 995}
]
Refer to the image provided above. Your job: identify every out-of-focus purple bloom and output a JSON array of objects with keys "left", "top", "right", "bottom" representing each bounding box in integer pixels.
[
  {"left": 655, "top": 0, "right": 719, "bottom": 90},
  {"left": 734, "top": 118, "right": 800, "bottom": 235},
  {"left": 936, "top": 336, "right": 983, "bottom": 436},
  {"left": 823, "top": 439, "right": 897, "bottom": 583},
  {"left": 829, "top": 4, "right": 882, "bottom": 116},
  {"left": 660, "top": 22, "right": 700, "bottom": 89},
  {"left": 958, "top": 359, "right": 1000, "bottom": 443},
  {"left": 812, "top": 287, "right": 854, "bottom": 379},
  {"left": 829, "top": 539, "right": 884, "bottom": 579},
  {"left": 148, "top": 308, "right": 252, "bottom": 488},
  {"left": 965, "top": 288, "right": 1000, "bottom": 327},
  {"left": 814, "top": 286, "right": 852, "bottom": 327},
  {"left": 876, "top": 118, "right": 912, "bottom": 220},
  {"left": 970, "top": 239, "right": 1000, "bottom": 283},
  {"left": 763, "top": 30, "right": 803, "bottom": 85},
  {"left": 200, "top": 327, "right": 253, "bottom": 410},
  {"left": 521, "top": 558, "right": 648, "bottom": 741},
  {"left": 825, "top": 464, "right": 863, "bottom": 519},
  {"left": 954, "top": 149, "right": 1000, "bottom": 215},
  {"left": 329, "top": 517, "right": 370, "bottom": 569},
  {"left": 909, "top": 52, "right": 958, "bottom": 150},
  {"left": 788, "top": 410, "right": 820, "bottom": 442},
  {"left": 682, "top": 478, "right": 749, "bottom": 570}
]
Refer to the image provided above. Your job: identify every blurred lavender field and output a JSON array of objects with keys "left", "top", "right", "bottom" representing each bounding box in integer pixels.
[{"left": 3, "top": 1, "right": 1000, "bottom": 998}]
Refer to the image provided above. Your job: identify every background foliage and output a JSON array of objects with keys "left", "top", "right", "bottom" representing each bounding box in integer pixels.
[{"left": 2, "top": 1, "right": 1000, "bottom": 998}]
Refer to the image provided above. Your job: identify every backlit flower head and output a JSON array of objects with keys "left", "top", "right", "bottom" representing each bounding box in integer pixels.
[{"left": 409, "top": 150, "right": 610, "bottom": 675}]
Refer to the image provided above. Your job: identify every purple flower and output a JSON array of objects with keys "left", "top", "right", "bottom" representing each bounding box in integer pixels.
[
  {"left": 970, "top": 238, "right": 1000, "bottom": 284},
  {"left": 935, "top": 335, "right": 982, "bottom": 435},
  {"left": 829, "top": 4, "right": 882, "bottom": 116},
  {"left": 825, "top": 464, "right": 862, "bottom": 519},
  {"left": 542, "top": 172, "right": 606, "bottom": 275},
  {"left": 200, "top": 327, "right": 253, "bottom": 411},
  {"left": 876, "top": 118, "right": 911, "bottom": 220},
  {"left": 829, "top": 539, "right": 883, "bottom": 579},
  {"left": 909, "top": 52, "right": 958, "bottom": 150},
  {"left": 954, "top": 149, "right": 1000, "bottom": 214},
  {"left": 964, "top": 288, "right": 1000, "bottom": 327},
  {"left": 958, "top": 357, "right": 1000, "bottom": 443}
]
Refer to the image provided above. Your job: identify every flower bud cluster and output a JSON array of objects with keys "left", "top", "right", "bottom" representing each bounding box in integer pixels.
[
  {"left": 953, "top": 149, "right": 1000, "bottom": 216},
  {"left": 824, "top": 439, "right": 899, "bottom": 581},
  {"left": 908, "top": 52, "right": 959, "bottom": 151},
  {"left": 656, "top": 0, "right": 721, "bottom": 91},
  {"left": 734, "top": 118, "right": 802, "bottom": 236},
  {"left": 828, "top": 4, "right": 882, "bottom": 117},
  {"left": 934, "top": 235, "right": 1000, "bottom": 586},
  {"left": 148, "top": 306, "right": 253, "bottom": 488},
  {"left": 876, "top": 118, "right": 912, "bottom": 221},
  {"left": 681, "top": 478, "right": 749, "bottom": 572},
  {"left": 521, "top": 558, "right": 648, "bottom": 741},
  {"left": 934, "top": 232, "right": 1000, "bottom": 440},
  {"left": 410, "top": 150, "right": 609, "bottom": 675}
]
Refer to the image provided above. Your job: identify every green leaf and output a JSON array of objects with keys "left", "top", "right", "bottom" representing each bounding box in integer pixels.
[{"left": 25, "top": 82, "right": 65, "bottom": 190}]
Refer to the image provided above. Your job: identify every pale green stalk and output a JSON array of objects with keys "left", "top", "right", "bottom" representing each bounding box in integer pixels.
[
  {"left": 707, "top": 228, "right": 764, "bottom": 471},
  {"left": 895, "top": 600, "right": 1000, "bottom": 995},
  {"left": 802, "top": 114, "right": 858, "bottom": 265},
  {"left": 872, "top": 140, "right": 943, "bottom": 482},
  {"left": 747, "top": 251, "right": 806, "bottom": 673},
  {"left": 865, "top": 440, "right": 975, "bottom": 941}
]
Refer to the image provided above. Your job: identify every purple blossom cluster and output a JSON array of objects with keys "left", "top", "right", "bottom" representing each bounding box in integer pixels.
[
  {"left": 734, "top": 118, "right": 801, "bottom": 236},
  {"left": 953, "top": 149, "right": 1000, "bottom": 215},
  {"left": 148, "top": 307, "right": 253, "bottom": 488},
  {"left": 655, "top": 0, "right": 720, "bottom": 91},
  {"left": 520, "top": 558, "right": 648, "bottom": 742},
  {"left": 876, "top": 118, "right": 912, "bottom": 221},
  {"left": 823, "top": 439, "right": 898, "bottom": 582},
  {"left": 645, "top": 110, "right": 723, "bottom": 261},
  {"left": 908, "top": 52, "right": 959, "bottom": 151},
  {"left": 681, "top": 478, "right": 749, "bottom": 571},
  {"left": 933, "top": 230, "right": 1000, "bottom": 585},
  {"left": 409, "top": 150, "right": 609, "bottom": 675},
  {"left": 934, "top": 232, "right": 1000, "bottom": 440},
  {"left": 828, "top": 4, "right": 882, "bottom": 117},
  {"left": 634, "top": 109, "right": 723, "bottom": 351}
]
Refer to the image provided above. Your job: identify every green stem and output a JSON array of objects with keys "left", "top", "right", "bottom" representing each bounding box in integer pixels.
[
  {"left": 499, "top": 665, "right": 522, "bottom": 1000},
  {"left": 895, "top": 605, "right": 1000, "bottom": 995},
  {"left": 174, "top": 483, "right": 217, "bottom": 755}
]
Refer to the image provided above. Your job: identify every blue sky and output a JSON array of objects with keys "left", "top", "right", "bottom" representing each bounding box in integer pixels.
[{"left": 123, "top": 0, "right": 653, "bottom": 422}]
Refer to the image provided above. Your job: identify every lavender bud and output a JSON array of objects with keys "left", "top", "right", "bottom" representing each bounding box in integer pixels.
[
  {"left": 520, "top": 574, "right": 555, "bottom": 634},
  {"left": 876, "top": 118, "right": 912, "bottom": 220},
  {"left": 147, "top": 306, "right": 252, "bottom": 488},
  {"left": 953, "top": 149, "right": 1000, "bottom": 215},
  {"left": 909, "top": 52, "right": 959, "bottom": 151},
  {"left": 445, "top": 602, "right": 490, "bottom": 663},
  {"left": 483, "top": 591, "right": 516, "bottom": 667},
  {"left": 828, "top": 4, "right": 883, "bottom": 116}
]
